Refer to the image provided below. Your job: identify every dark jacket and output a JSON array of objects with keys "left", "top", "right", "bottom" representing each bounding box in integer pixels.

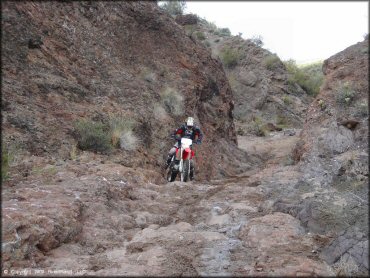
[{"left": 173, "top": 124, "right": 203, "bottom": 144}]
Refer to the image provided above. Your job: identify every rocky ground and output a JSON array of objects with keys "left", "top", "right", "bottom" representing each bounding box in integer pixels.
[{"left": 3, "top": 130, "right": 343, "bottom": 277}]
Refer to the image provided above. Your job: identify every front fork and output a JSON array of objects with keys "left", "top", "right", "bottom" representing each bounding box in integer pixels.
[{"left": 177, "top": 148, "right": 190, "bottom": 173}]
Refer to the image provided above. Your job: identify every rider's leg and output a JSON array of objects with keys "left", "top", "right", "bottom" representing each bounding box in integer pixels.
[{"left": 166, "top": 147, "right": 177, "bottom": 167}]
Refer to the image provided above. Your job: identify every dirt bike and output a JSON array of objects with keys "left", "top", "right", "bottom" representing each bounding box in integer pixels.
[{"left": 166, "top": 137, "right": 195, "bottom": 182}]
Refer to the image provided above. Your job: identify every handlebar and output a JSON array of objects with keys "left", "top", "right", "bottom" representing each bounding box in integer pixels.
[{"left": 170, "top": 135, "right": 201, "bottom": 145}]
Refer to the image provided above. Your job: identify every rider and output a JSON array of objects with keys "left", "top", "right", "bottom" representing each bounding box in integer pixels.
[{"left": 165, "top": 117, "right": 203, "bottom": 173}]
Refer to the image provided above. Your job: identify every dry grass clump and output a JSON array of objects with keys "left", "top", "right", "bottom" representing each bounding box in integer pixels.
[
  {"left": 333, "top": 255, "right": 359, "bottom": 276},
  {"left": 160, "top": 87, "right": 184, "bottom": 116},
  {"left": 74, "top": 114, "right": 138, "bottom": 153}
]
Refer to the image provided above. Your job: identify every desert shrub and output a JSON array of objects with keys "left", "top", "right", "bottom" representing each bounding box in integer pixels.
[
  {"left": 218, "top": 27, "right": 231, "bottom": 37},
  {"left": 276, "top": 114, "right": 290, "bottom": 129},
  {"left": 74, "top": 119, "right": 112, "bottom": 154},
  {"left": 70, "top": 144, "right": 78, "bottom": 160},
  {"left": 204, "top": 40, "right": 211, "bottom": 47},
  {"left": 248, "top": 116, "right": 268, "bottom": 137},
  {"left": 354, "top": 102, "right": 368, "bottom": 117},
  {"left": 159, "top": 0, "right": 186, "bottom": 16},
  {"left": 284, "top": 59, "right": 323, "bottom": 96},
  {"left": 283, "top": 95, "right": 292, "bottom": 105},
  {"left": 184, "top": 24, "right": 196, "bottom": 37},
  {"left": 220, "top": 47, "right": 240, "bottom": 69},
  {"left": 263, "top": 54, "right": 281, "bottom": 70},
  {"left": 203, "top": 20, "right": 217, "bottom": 32},
  {"left": 160, "top": 87, "right": 184, "bottom": 116},
  {"left": 250, "top": 35, "right": 264, "bottom": 47},
  {"left": 227, "top": 73, "right": 239, "bottom": 91},
  {"left": 236, "top": 127, "right": 245, "bottom": 136},
  {"left": 119, "top": 130, "right": 138, "bottom": 151},
  {"left": 109, "top": 115, "right": 137, "bottom": 150},
  {"left": 195, "top": 31, "right": 206, "bottom": 40},
  {"left": 153, "top": 104, "right": 169, "bottom": 121},
  {"left": 1, "top": 145, "right": 10, "bottom": 181},
  {"left": 336, "top": 82, "right": 357, "bottom": 105},
  {"left": 318, "top": 99, "right": 327, "bottom": 110}
]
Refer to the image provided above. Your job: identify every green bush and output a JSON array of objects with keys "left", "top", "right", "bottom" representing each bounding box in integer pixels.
[
  {"left": 248, "top": 116, "right": 268, "bottom": 137},
  {"left": 1, "top": 145, "right": 10, "bottom": 182},
  {"left": 284, "top": 59, "right": 323, "bottom": 96},
  {"left": 1, "top": 142, "right": 21, "bottom": 182},
  {"left": 283, "top": 95, "right": 292, "bottom": 105},
  {"left": 74, "top": 119, "right": 112, "bottom": 154},
  {"left": 263, "top": 54, "right": 281, "bottom": 70},
  {"left": 220, "top": 47, "right": 240, "bottom": 69},
  {"left": 195, "top": 31, "right": 206, "bottom": 40},
  {"left": 204, "top": 20, "right": 217, "bottom": 32},
  {"left": 218, "top": 27, "right": 231, "bottom": 37},
  {"left": 336, "top": 82, "right": 357, "bottom": 105},
  {"left": 184, "top": 25, "right": 196, "bottom": 37},
  {"left": 250, "top": 35, "right": 264, "bottom": 47},
  {"left": 159, "top": 1, "right": 186, "bottom": 16},
  {"left": 276, "top": 114, "right": 290, "bottom": 129}
]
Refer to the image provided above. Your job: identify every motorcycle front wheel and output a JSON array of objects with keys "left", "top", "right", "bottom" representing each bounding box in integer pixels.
[{"left": 181, "top": 159, "right": 191, "bottom": 182}]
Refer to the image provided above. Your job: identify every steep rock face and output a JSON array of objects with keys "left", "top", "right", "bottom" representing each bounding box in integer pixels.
[
  {"left": 293, "top": 38, "right": 369, "bottom": 273},
  {"left": 218, "top": 37, "right": 312, "bottom": 129},
  {"left": 178, "top": 18, "right": 313, "bottom": 133},
  {"left": 2, "top": 1, "right": 251, "bottom": 181},
  {"left": 296, "top": 38, "right": 368, "bottom": 187}
]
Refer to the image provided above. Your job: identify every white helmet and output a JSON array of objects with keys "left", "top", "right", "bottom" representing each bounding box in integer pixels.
[{"left": 186, "top": 117, "right": 194, "bottom": 127}]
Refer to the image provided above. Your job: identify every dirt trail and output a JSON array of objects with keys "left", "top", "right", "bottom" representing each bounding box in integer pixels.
[{"left": 2, "top": 130, "right": 335, "bottom": 276}]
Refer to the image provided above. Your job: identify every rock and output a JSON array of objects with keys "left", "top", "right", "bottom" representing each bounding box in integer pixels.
[
  {"left": 339, "top": 119, "right": 360, "bottom": 130},
  {"left": 2, "top": 1, "right": 248, "bottom": 181},
  {"left": 238, "top": 69, "right": 258, "bottom": 87},
  {"left": 28, "top": 37, "right": 43, "bottom": 49},
  {"left": 283, "top": 129, "right": 296, "bottom": 136},
  {"left": 263, "top": 123, "right": 282, "bottom": 132}
]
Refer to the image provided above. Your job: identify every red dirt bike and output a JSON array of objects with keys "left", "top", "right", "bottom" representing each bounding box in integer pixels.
[{"left": 166, "top": 138, "right": 195, "bottom": 182}]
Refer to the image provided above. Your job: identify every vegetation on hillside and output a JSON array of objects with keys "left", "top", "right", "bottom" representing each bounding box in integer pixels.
[
  {"left": 284, "top": 60, "right": 324, "bottom": 96},
  {"left": 335, "top": 81, "right": 357, "bottom": 106},
  {"left": 220, "top": 47, "right": 241, "bottom": 69},
  {"left": 158, "top": 0, "right": 186, "bottom": 16},
  {"left": 74, "top": 115, "right": 137, "bottom": 154}
]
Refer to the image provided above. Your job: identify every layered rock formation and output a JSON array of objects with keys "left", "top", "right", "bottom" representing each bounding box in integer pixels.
[
  {"left": 2, "top": 1, "right": 253, "bottom": 181},
  {"left": 176, "top": 17, "right": 313, "bottom": 134},
  {"left": 294, "top": 37, "right": 369, "bottom": 272}
]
